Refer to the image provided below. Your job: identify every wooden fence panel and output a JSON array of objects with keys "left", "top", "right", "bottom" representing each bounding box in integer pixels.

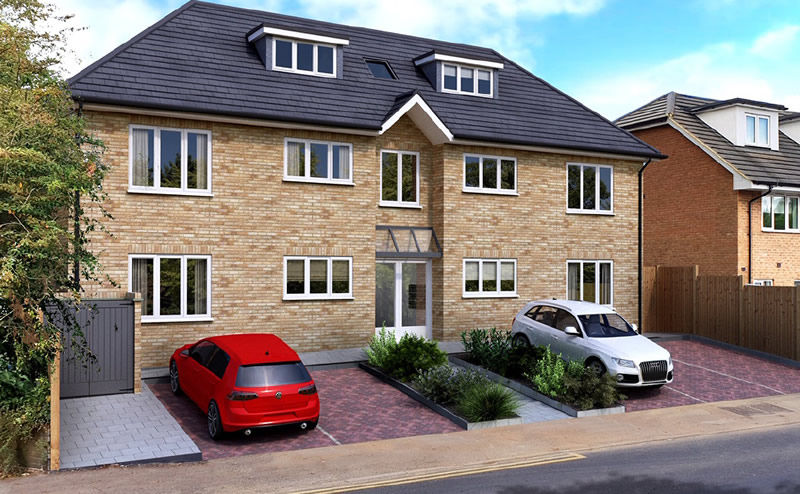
[
  {"left": 740, "top": 285, "right": 796, "bottom": 360},
  {"left": 655, "top": 266, "right": 695, "bottom": 334},
  {"left": 695, "top": 275, "right": 741, "bottom": 345},
  {"left": 642, "top": 266, "right": 657, "bottom": 332}
]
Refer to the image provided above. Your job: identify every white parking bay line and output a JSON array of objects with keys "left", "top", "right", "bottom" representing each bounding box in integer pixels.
[
  {"left": 665, "top": 385, "right": 706, "bottom": 403},
  {"left": 673, "top": 359, "right": 786, "bottom": 395},
  {"left": 318, "top": 425, "right": 342, "bottom": 446}
]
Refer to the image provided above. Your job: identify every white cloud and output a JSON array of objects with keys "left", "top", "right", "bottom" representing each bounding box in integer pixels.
[{"left": 749, "top": 25, "right": 800, "bottom": 59}]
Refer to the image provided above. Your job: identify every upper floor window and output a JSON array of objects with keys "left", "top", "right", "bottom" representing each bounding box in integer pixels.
[
  {"left": 567, "top": 260, "right": 612, "bottom": 305},
  {"left": 762, "top": 195, "right": 799, "bottom": 232},
  {"left": 284, "top": 138, "right": 352, "bottom": 185},
  {"left": 129, "top": 126, "right": 211, "bottom": 195},
  {"left": 463, "top": 259, "right": 517, "bottom": 298},
  {"left": 443, "top": 64, "right": 492, "bottom": 97},
  {"left": 746, "top": 114, "right": 769, "bottom": 146},
  {"left": 129, "top": 254, "right": 211, "bottom": 322},
  {"left": 567, "top": 163, "right": 612, "bottom": 214},
  {"left": 463, "top": 154, "right": 516, "bottom": 195},
  {"left": 380, "top": 150, "right": 419, "bottom": 208},
  {"left": 284, "top": 256, "right": 352, "bottom": 300},
  {"left": 366, "top": 60, "right": 397, "bottom": 79},
  {"left": 273, "top": 38, "right": 335, "bottom": 77}
]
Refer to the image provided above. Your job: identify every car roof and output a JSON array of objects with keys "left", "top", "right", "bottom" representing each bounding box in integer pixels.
[
  {"left": 205, "top": 333, "right": 300, "bottom": 365},
  {"left": 526, "top": 299, "right": 617, "bottom": 316}
]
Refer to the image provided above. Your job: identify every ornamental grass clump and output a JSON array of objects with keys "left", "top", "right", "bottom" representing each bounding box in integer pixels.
[{"left": 457, "top": 382, "right": 520, "bottom": 423}]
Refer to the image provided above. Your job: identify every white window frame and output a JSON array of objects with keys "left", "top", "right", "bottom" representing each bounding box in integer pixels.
[
  {"left": 462, "top": 259, "right": 518, "bottom": 298},
  {"left": 442, "top": 63, "right": 493, "bottom": 98},
  {"left": 566, "top": 163, "right": 614, "bottom": 215},
  {"left": 462, "top": 154, "right": 518, "bottom": 195},
  {"left": 128, "top": 125, "right": 212, "bottom": 196},
  {"left": 272, "top": 37, "right": 337, "bottom": 78},
  {"left": 379, "top": 149, "right": 421, "bottom": 208},
  {"left": 283, "top": 256, "right": 353, "bottom": 301},
  {"left": 566, "top": 260, "right": 614, "bottom": 306},
  {"left": 745, "top": 113, "right": 770, "bottom": 147},
  {"left": 128, "top": 254, "right": 212, "bottom": 323},
  {"left": 283, "top": 138, "right": 354, "bottom": 185},
  {"left": 753, "top": 279, "right": 773, "bottom": 286},
  {"left": 761, "top": 195, "right": 800, "bottom": 232}
]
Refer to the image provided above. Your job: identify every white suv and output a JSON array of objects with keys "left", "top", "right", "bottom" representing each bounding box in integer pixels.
[{"left": 511, "top": 300, "right": 673, "bottom": 387}]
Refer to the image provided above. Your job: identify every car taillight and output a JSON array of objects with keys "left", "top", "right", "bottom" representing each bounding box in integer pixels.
[
  {"left": 512, "top": 316, "right": 516, "bottom": 326},
  {"left": 227, "top": 391, "right": 258, "bottom": 401},
  {"left": 298, "top": 384, "right": 317, "bottom": 395}
]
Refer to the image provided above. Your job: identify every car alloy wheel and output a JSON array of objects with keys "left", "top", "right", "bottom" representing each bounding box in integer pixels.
[
  {"left": 513, "top": 333, "right": 531, "bottom": 347},
  {"left": 587, "top": 359, "right": 606, "bottom": 376},
  {"left": 208, "top": 401, "right": 222, "bottom": 440},
  {"left": 170, "top": 361, "right": 180, "bottom": 394}
]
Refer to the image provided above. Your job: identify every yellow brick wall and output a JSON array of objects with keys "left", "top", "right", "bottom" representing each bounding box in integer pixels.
[{"left": 84, "top": 110, "right": 640, "bottom": 367}]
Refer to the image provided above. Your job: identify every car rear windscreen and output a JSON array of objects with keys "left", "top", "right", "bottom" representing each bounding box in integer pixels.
[{"left": 235, "top": 362, "right": 312, "bottom": 388}]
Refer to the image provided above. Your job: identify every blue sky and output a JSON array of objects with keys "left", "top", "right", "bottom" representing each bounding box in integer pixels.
[{"left": 55, "top": 0, "right": 800, "bottom": 119}]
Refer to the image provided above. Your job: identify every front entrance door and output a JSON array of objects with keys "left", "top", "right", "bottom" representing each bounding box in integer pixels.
[{"left": 375, "top": 260, "right": 432, "bottom": 340}]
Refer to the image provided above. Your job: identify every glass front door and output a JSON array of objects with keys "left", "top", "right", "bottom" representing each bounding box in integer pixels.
[{"left": 375, "top": 260, "right": 431, "bottom": 340}]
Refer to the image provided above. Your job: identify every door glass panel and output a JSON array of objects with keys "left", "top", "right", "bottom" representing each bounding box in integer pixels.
[
  {"left": 402, "top": 263, "right": 426, "bottom": 327},
  {"left": 375, "top": 263, "right": 395, "bottom": 328},
  {"left": 582, "top": 262, "right": 596, "bottom": 303},
  {"left": 160, "top": 258, "right": 181, "bottom": 315},
  {"left": 309, "top": 259, "right": 327, "bottom": 293}
]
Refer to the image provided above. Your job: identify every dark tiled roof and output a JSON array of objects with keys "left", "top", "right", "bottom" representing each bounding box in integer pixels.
[
  {"left": 689, "top": 97, "right": 787, "bottom": 113},
  {"left": 616, "top": 93, "right": 800, "bottom": 187},
  {"left": 781, "top": 112, "right": 800, "bottom": 123},
  {"left": 69, "top": 0, "right": 662, "bottom": 159}
]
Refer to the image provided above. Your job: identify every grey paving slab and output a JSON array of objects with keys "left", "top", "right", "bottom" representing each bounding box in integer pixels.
[{"left": 59, "top": 382, "right": 201, "bottom": 469}]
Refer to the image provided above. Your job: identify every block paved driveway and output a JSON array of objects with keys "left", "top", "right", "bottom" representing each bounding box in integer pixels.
[
  {"left": 624, "top": 339, "right": 800, "bottom": 412},
  {"left": 150, "top": 367, "right": 461, "bottom": 460}
]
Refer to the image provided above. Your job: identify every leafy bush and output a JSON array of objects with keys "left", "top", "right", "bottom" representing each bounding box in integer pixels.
[
  {"left": 413, "top": 365, "right": 491, "bottom": 405},
  {"left": 524, "top": 346, "right": 566, "bottom": 398},
  {"left": 457, "top": 382, "right": 520, "bottom": 422},
  {"left": 382, "top": 333, "right": 447, "bottom": 381},
  {"left": 506, "top": 343, "right": 545, "bottom": 378},
  {"left": 562, "top": 367, "right": 623, "bottom": 410},
  {"left": 461, "top": 328, "right": 517, "bottom": 375},
  {"left": 365, "top": 324, "right": 396, "bottom": 368}
]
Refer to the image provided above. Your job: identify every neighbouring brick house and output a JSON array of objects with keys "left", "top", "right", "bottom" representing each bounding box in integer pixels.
[
  {"left": 71, "top": 0, "right": 663, "bottom": 369},
  {"left": 616, "top": 92, "right": 800, "bottom": 286}
]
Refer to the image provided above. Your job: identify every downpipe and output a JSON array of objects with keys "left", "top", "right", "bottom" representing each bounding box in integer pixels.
[{"left": 638, "top": 159, "right": 652, "bottom": 330}]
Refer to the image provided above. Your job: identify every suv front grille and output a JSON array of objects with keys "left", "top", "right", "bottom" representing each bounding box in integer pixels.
[{"left": 640, "top": 360, "right": 668, "bottom": 382}]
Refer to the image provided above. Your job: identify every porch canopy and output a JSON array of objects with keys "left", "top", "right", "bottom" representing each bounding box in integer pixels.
[{"left": 376, "top": 226, "right": 442, "bottom": 258}]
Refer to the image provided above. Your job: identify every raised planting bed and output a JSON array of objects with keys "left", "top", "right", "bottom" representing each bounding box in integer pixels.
[
  {"left": 449, "top": 356, "right": 625, "bottom": 418},
  {"left": 358, "top": 363, "right": 523, "bottom": 430}
]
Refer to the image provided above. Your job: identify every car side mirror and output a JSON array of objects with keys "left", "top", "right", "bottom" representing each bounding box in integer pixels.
[
  {"left": 180, "top": 349, "right": 189, "bottom": 357},
  {"left": 564, "top": 326, "right": 580, "bottom": 336},
  {"left": 632, "top": 323, "right": 640, "bottom": 334}
]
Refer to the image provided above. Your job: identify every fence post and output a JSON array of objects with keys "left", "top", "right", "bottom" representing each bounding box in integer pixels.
[
  {"left": 691, "top": 265, "right": 699, "bottom": 335},
  {"left": 737, "top": 275, "right": 745, "bottom": 347}
]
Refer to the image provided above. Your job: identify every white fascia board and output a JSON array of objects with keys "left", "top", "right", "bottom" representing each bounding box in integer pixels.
[
  {"left": 414, "top": 53, "right": 504, "bottom": 70},
  {"left": 751, "top": 185, "right": 800, "bottom": 194},
  {"left": 380, "top": 94, "right": 454, "bottom": 144},
  {"left": 248, "top": 27, "right": 349, "bottom": 45}
]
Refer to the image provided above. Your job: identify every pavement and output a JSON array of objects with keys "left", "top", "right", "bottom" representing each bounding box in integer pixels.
[{"left": 7, "top": 390, "right": 800, "bottom": 494}]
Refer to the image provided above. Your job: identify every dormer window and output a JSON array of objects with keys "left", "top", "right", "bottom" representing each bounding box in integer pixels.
[
  {"left": 274, "top": 38, "right": 335, "bottom": 77},
  {"left": 746, "top": 114, "right": 769, "bottom": 146},
  {"left": 443, "top": 64, "right": 492, "bottom": 97}
]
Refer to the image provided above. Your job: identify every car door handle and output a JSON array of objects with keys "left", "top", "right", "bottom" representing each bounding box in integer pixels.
[{"left": 550, "top": 335, "right": 558, "bottom": 340}]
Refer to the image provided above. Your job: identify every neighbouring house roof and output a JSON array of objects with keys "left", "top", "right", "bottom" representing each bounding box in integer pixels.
[
  {"left": 68, "top": 0, "right": 663, "bottom": 160},
  {"left": 615, "top": 92, "right": 800, "bottom": 187}
]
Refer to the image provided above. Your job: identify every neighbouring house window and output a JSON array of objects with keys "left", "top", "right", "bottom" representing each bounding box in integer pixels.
[
  {"left": 129, "top": 255, "right": 211, "bottom": 321},
  {"left": 284, "top": 257, "right": 352, "bottom": 300},
  {"left": 567, "top": 260, "right": 612, "bottom": 305},
  {"left": 284, "top": 138, "right": 352, "bottom": 184},
  {"left": 762, "top": 195, "right": 799, "bottom": 232},
  {"left": 442, "top": 63, "right": 493, "bottom": 97},
  {"left": 753, "top": 279, "right": 773, "bottom": 286},
  {"left": 129, "top": 126, "right": 211, "bottom": 194},
  {"left": 746, "top": 114, "right": 770, "bottom": 146},
  {"left": 366, "top": 60, "right": 396, "bottom": 79},
  {"left": 567, "top": 163, "right": 612, "bottom": 213},
  {"left": 273, "top": 38, "right": 336, "bottom": 77},
  {"left": 380, "top": 150, "right": 419, "bottom": 207},
  {"left": 463, "top": 259, "right": 516, "bottom": 297},
  {"left": 463, "top": 154, "right": 516, "bottom": 194}
]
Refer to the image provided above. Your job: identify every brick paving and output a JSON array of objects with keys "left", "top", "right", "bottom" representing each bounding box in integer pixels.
[{"left": 150, "top": 367, "right": 461, "bottom": 460}]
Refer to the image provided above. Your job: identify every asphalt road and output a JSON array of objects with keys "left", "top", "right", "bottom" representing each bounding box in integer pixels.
[{"left": 355, "top": 425, "right": 800, "bottom": 494}]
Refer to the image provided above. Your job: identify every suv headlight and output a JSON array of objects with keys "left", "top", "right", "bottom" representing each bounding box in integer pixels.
[{"left": 612, "top": 358, "right": 636, "bottom": 368}]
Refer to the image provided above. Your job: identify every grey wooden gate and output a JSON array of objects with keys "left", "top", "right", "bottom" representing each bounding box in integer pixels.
[{"left": 60, "top": 300, "right": 135, "bottom": 398}]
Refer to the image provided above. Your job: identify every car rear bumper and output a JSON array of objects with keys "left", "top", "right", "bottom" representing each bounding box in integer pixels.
[{"left": 221, "top": 399, "right": 320, "bottom": 432}]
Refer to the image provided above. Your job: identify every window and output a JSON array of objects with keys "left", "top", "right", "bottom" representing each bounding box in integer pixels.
[
  {"left": 366, "top": 60, "right": 396, "bottom": 79},
  {"left": 463, "top": 259, "right": 516, "bottom": 298},
  {"left": 380, "top": 150, "right": 419, "bottom": 207},
  {"left": 205, "top": 346, "right": 230, "bottom": 379},
  {"left": 236, "top": 362, "right": 312, "bottom": 387},
  {"left": 284, "top": 138, "right": 352, "bottom": 184},
  {"left": 189, "top": 341, "right": 216, "bottom": 366},
  {"left": 442, "top": 63, "right": 493, "bottom": 97},
  {"left": 746, "top": 114, "right": 770, "bottom": 146},
  {"left": 129, "top": 126, "right": 211, "bottom": 195},
  {"left": 567, "top": 260, "right": 612, "bottom": 305},
  {"left": 567, "top": 163, "right": 613, "bottom": 214},
  {"left": 129, "top": 254, "right": 211, "bottom": 322},
  {"left": 753, "top": 279, "right": 773, "bottom": 286},
  {"left": 284, "top": 257, "right": 352, "bottom": 300},
  {"left": 463, "top": 154, "right": 516, "bottom": 194},
  {"left": 762, "top": 195, "right": 799, "bottom": 232},
  {"left": 273, "top": 38, "right": 336, "bottom": 77}
]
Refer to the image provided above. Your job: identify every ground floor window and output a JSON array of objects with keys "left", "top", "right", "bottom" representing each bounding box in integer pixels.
[
  {"left": 567, "top": 260, "right": 612, "bottom": 305},
  {"left": 284, "top": 256, "right": 352, "bottom": 300},
  {"left": 129, "top": 254, "right": 211, "bottom": 321},
  {"left": 463, "top": 259, "right": 517, "bottom": 297},
  {"left": 753, "top": 279, "right": 773, "bottom": 286}
]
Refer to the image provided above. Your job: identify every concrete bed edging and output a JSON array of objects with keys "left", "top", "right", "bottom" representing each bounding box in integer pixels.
[
  {"left": 357, "top": 363, "right": 523, "bottom": 431},
  {"left": 448, "top": 356, "right": 625, "bottom": 418}
]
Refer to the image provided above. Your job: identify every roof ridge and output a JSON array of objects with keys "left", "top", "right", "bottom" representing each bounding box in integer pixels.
[
  {"left": 613, "top": 92, "right": 669, "bottom": 125},
  {"left": 69, "top": 0, "right": 198, "bottom": 85}
]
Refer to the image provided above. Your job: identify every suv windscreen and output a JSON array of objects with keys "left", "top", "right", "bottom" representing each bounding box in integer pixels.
[
  {"left": 235, "top": 362, "right": 312, "bottom": 388},
  {"left": 579, "top": 313, "right": 637, "bottom": 338}
]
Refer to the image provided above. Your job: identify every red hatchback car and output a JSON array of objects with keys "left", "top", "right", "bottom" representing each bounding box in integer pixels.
[{"left": 169, "top": 333, "right": 320, "bottom": 440}]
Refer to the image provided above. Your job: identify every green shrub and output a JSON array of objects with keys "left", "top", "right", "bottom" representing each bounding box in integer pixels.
[
  {"left": 461, "top": 328, "right": 516, "bottom": 375},
  {"left": 382, "top": 333, "right": 447, "bottom": 382},
  {"left": 413, "top": 365, "right": 458, "bottom": 404},
  {"left": 457, "top": 382, "right": 520, "bottom": 422},
  {"left": 506, "top": 343, "right": 545, "bottom": 378},
  {"left": 365, "top": 324, "right": 396, "bottom": 368},
  {"left": 562, "top": 367, "right": 623, "bottom": 410},
  {"left": 524, "top": 346, "right": 566, "bottom": 398}
]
